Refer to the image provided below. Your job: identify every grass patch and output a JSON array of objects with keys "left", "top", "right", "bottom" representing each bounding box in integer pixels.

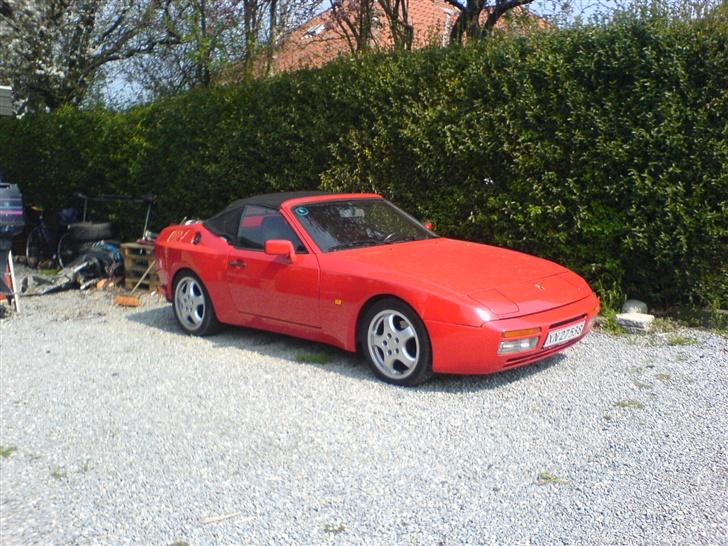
[
  {"left": 652, "top": 317, "right": 679, "bottom": 333},
  {"left": 632, "top": 379, "right": 653, "bottom": 390},
  {"left": 0, "top": 445, "right": 17, "bottom": 458},
  {"left": 537, "top": 471, "right": 568, "bottom": 486},
  {"left": 597, "top": 310, "right": 625, "bottom": 336},
  {"left": 39, "top": 268, "right": 60, "bottom": 277},
  {"left": 666, "top": 334, "right": 697, "bottom": 346},
  {"left": 50, "top": 467, "right": 67, "bottom": 480},
  {"left": 656, "top": 372, "right": 671, "bottom": 381},
  {"left": 295, "top": 353, "right": 331, "bottom": 364},
  {"left": 614, "top": 399, "right": 645, "bottom": 410},
  {"left": 323, "top": 522, "right": 346, "bottom": 534}
]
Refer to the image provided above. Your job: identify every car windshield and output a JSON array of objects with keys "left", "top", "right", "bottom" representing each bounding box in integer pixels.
[{"left": 291, "top": 199, "right": 436, "bottom": 252}]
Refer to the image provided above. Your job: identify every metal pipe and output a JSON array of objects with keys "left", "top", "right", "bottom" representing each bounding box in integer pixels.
[{"left": 7, "top": 250, "right": 19, "bottom": 312}]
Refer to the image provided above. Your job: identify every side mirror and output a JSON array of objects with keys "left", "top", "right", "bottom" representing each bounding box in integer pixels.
[{"left": 265, "top": 239, "right": 297, "bottom": 264}]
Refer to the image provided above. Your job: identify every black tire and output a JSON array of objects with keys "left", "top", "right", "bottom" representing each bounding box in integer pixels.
[
  {"left": 69, "top": 222, "right": 114, "bottom": 242},
  {"left": 172, "top": 271, "right": 221, "bottom": 336},
  {"left": 56, "top": 232, "right": 77, "bottom": 268},
  {"left": 359, "top": 298, "right": 433, "bottom": 386},
  {"left": 25, "top": 226, "right": 50, "bottom": 269}
]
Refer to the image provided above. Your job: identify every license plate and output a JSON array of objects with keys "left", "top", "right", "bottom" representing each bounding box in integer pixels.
[{"left": 543, "top": 321, "right": 585, "bottom": 348}]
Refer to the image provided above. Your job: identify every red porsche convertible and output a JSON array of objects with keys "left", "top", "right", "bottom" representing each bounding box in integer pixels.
[{"left": 155, "top": 192, "right": 599, "bottom": 385}]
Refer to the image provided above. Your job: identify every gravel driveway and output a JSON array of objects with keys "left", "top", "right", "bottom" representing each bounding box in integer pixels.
[{"left": 1, "top": 274, "right": 727, "bottom": 545}]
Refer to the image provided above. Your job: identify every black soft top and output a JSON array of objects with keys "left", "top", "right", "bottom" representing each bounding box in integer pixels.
[
  {"left": 203, "top": 191, "right": 330, "bottom": 241},
  {"left": 221, "top": 190, "right": 330, "bottom": 211}
]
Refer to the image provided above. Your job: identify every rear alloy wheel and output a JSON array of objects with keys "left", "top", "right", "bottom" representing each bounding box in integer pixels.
[
  {"left": 361, "top": 298, "right": 433, "bottom": 386},
  {"left": 173, "top": 272, "right": 220, "bottom": 336}
]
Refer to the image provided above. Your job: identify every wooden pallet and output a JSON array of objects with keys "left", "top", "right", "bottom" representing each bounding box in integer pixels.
[{"left": 121, "top": 242, "right": 159, "bottom": 292}]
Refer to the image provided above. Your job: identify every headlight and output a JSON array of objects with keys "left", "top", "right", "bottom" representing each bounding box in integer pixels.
[{"left": 498, "top": 335, "right": 539, "bottom": 354}]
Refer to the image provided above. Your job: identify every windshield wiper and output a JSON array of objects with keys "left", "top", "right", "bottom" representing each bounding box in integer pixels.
[
  {"left": 383, "top": 235, "right": 419, "bottom": 244},
  {"left": 328, "top": 239, "right": 381, "bottom": 252}
]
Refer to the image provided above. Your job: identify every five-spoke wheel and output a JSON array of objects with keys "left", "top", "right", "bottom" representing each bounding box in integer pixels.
[
  {"left": 173, "top": 272, "right": 220, "bottom": 336},
  {"left": 361, "top": 298, "right": 432, "bottom": 386}
]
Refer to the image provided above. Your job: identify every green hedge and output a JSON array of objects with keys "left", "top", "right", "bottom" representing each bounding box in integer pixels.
[{"left": 1, "top": 13, "right": 726, "bottom": 311}]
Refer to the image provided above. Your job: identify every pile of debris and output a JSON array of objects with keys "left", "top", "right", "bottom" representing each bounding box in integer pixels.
[{"left": 21, "top": 242, "right": 123, "bottom": 296}]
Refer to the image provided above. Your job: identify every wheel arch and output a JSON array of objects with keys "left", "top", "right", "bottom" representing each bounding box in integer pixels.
[
  {"left": 171, "top": 265, "right": 198, "bottom": 289},
  {"left": 354, "top": 293, "right": 423, "bottom": 352}
]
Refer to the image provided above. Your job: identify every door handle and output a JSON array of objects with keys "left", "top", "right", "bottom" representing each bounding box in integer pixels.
[{"left": 228, "top": 259, "right": 246, "bottom": 268}]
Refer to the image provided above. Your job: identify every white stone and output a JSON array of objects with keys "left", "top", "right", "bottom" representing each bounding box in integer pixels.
[
  {"left": 616, "top": 312, "right": 655, "bottom": 333},
  {"left": 622, "top": 299, "right": 648, "bottom": 314}
]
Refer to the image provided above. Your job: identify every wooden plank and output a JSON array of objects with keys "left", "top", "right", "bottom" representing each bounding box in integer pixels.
[
  {"left": 124, "top": 278, "right": 159, "bottom": 291},
  {"left": 120, "top": 242, "right": 154, "bottom": 252},
  {"left": 125, "top": 263, "right": 158, "bottom": 272}
]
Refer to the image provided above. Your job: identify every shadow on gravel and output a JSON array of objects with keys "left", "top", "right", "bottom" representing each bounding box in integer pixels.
[
  {"left": 127, "top": 305, "right": 563, "bottom": 392},
  {"left": 425, "top": 355, "right": 564, "bottom": 393},
  {"left": 126, "top": 305, "right": 368, "bottom": 376}
]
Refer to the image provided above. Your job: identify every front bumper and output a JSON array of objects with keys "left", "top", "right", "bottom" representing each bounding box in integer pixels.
[{"left": 426, "top": 293, "right": 600, "bottom": 375}]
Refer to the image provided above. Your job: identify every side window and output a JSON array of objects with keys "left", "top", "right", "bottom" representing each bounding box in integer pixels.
[{"left": 237, "top": 206, "right": 306, "bottom": 252}]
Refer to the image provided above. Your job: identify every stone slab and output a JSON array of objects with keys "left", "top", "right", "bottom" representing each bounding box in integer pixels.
[{"left": 616, "top": 312, "right": 655, "bottom": 333}]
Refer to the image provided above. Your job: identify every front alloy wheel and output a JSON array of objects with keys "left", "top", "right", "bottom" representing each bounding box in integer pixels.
[{"left": 362, "top": 298, "right": 433, "bottom": 386}]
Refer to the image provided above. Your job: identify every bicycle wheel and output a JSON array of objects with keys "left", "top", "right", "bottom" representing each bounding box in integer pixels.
[
  {"left": 25, "top": 226, "right": 50, "bottom": 269},
  {"left": 57, "top": 232, "right": 77, "bottom": 268}
]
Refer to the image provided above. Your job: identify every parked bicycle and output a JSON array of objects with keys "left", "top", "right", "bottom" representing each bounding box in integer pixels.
[{"left": 24, "top": 205, "right": 79, "bottom": 268}]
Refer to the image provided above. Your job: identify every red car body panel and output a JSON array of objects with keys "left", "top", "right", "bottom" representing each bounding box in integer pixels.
[{"left": 155, "top": 193, "right": 600, "bottom": 375}]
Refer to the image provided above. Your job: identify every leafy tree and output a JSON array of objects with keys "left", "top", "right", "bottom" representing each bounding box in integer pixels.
[
  {"left": 126, "top": 0, "right": 320, "bottom": 95},
  {"left": 127, "top": 0, "right": 264, "bottom": 93}
]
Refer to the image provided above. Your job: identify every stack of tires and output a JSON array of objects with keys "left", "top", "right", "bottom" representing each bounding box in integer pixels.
[{"left": 25, "top": 220, "right": 116, "bottom": 269}]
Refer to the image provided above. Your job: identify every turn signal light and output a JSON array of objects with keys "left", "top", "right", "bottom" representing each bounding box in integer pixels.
[{"left": 501, "top": 327, "right": 541, "bottom": 339}]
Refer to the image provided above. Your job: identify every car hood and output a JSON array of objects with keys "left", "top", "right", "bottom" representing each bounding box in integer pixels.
[{"left": 328, "top": 238, "right": 592, "bottom": 318}]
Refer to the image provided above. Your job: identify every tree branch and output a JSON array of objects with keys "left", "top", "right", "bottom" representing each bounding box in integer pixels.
[
  {"left": 97, "top": 4, "right": 132, "bottom": 44},
  {"left": 482, "top": 0, "right": 534, "bottom": 33},
  {"left": 441, "top": 0, "right": 465, "bottom": 11},
  {"left": 85, "top": 35, "right": 182, "bottom": 75}
]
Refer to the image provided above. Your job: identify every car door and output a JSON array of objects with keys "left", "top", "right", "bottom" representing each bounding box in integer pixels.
[{"left": 226, "top": 205, "right": 321, "bottom": 328}]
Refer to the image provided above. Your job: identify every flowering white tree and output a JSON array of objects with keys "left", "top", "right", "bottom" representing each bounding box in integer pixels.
[
  {"left": 0, "top": 0, "right": 338, "bottom": 108},
  {"left": 0, "top": 0, "right": 180, "bottom": 111}
]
